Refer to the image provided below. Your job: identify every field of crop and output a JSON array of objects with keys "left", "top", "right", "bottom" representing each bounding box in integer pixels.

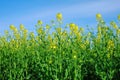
[{"left": 0, "top": 13, "right": 120, "bottom": 80}]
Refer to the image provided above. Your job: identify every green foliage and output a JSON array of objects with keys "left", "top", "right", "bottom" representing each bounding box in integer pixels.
[{"left": 0, "top": 13, "right": 120, "bottom": 80}]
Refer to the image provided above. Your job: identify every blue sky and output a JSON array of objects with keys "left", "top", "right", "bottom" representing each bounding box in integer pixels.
[{"left": 0, "top": 0, "right": 120, "bottom": 34}]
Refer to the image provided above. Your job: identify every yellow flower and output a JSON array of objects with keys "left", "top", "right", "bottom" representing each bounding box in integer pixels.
[
  {"left": 110, "top": 21, "right": 114, "bottom": 25},
  {"left": 96, "top": 32, "right": 102, "bottom": 43},
  {"left": 74, "top": 25, "right": 79, "bottom": 32},
  {"left": 98, "top": 26, "right": 101, "bottom": 32},
  {"left": 73, "top": 55, "right": 77, "bottom": 59},
  {"left": 47, "top": 34, "right": 52, "bottom": 41},
  {"left": 107, "top": 50, "right": 113, "bottom": 59},
  {"left": 15, "top": 41, "right": 19, "bottom": 48},
  {"left": 13, "top": 28, "right": 18, "bottom": 33},
  {"left": 10, "top": 24, "right": 15, "bottom": 30},
  {"left": 80, "top": 27, "right": 84, "bottom": 32},
  {"left": 114, "top": 25, "right": 118, "bottom": 29},
  {"left": 15, "top": 33, "right": 20, "bottom": 39},
  {"left": 20, "top": 24, "right": 24, "bottom": 30},
  {"left": 23, "top": 29, "right": 28, "bottom": 39},
  {"left": 56, "top": 27, "right": 62, "bottom": 34},
  {"left": 97, "top": 32, "right": 102, "bottom": 38},
  {"left": 87, "top": 32, "right": 91, "bottom": 38},
  {"left": 69, "top": 23, "right": 76, "bottom": 30},
  {"left": 117, "top": 29, "right": 120, "bottom": 35},
  {"left": 85, "top": 40, "right": 89, "bottom": 45},
  {"left": 9, "top": 25, "right": 18, "bottom": 33},
  {"left": 53, "top": 45, "right": 56, "bottom": 49},
  {"left": 56, "top": 13, "right": 62, "bottom": 21},
  {"left": 107, "top": 40, "right": 114, "bottom": 50},
  {"left": 72, "top": 50, "right": 77, "bottom": 54},
  {"left": 118, "top": 14, "right": 120, "bottom": 20},
  {"left": 62, "top": 31, "right": 67, "bottom": 37},
  {"left": 105, "top": 26, "right": 109, "bottom": 31},
  {"left": 96, "top": 13, "right": 102, "bottom": 18},
  {"left": 37, "top": 28, "right": 43, "bottom": 34},
  {"left": 35, "top": 36, "right": 39, "bottom": 41},
  {"left": 69, "top": 23, "right": 79, "bottom": 33},
  {"left": 30, "top": 32, "right": 34, "bottom": 37},
  {"left": 80, "top": 44, "right": 86, "bottom": 50},
  {"left": 110, "top": 21, "right": 118, "bottom": 29},
  {"left": 37, "top": 20, "right": 43, "bottom": 25},
  {"left": 23, "top": 29, "right": 28, "bottom": 34},
  {"left": 96, "top": 13, "right": 102, "bottom": 20},
  {"left": 50, "top": 44, "right": 57, "bottom": 49},
  {"left": 46, "top": 24, "right": 50, "bottom": 30}
]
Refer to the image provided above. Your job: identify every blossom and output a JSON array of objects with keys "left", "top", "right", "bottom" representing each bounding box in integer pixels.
[
  {"left": 117, "top": 29, "right": 120, "bottom": 35},
  {"left": 110, "top": 21, "right": 118, "bottom": 29},
  {"left": 46, "top": 24, "right": 50, "bottom": 30},
  {"left": 107, "top": 40, "right": 114, "bottom": 50},
  {"left": 69, "top": 23, "right": 76, "bottom": 29},
  {"left": 10, "top": 24, "right": 15, "bottom": 30},
  {"left": 37, "top": 20, "right": 43, "bottom": 25},
  {"left": 118, "top": 14, "right": 120, "bottom": 20},
  {"left": 23, "top": 29, "right": 28, "bottom": 34},
  {"left": 80, "top": 27, "right": 84, "bottom": 32},
  {"left": 20, "top": 24, "right": 24, "bottom": 30},
  {"left": 30, "top": 32, "right": 34, "bottom": 37},
  {"left": 56, "top": 27, "right": 62, "bottom": 34},
  {"left": 56, "top": 13, "right": 62, "bottom": 21},
  {"left": 98, "top": 26, "right": 101, "bottom": 32},
  {"left": 96, "top": 13, "right": 102, "bottom": 20},
  {"left": 37, "top": 28, "right": 43, "bottom": 34},
  {"left": 73, "top": 55, "right": 77, "bottom": 59}
]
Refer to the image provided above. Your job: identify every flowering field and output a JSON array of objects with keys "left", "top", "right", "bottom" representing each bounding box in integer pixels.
[{"left": 0, "top": 13, "right": 120, "bottom": 80}]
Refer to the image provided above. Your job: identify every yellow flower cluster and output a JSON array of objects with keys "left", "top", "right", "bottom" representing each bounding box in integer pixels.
[
  {"left": 118, "top": 14, "right": 120, "bottom": 20},
  {"left": 85, "top": 40, "right": 89, "bottom": 45},
  {"left": 20, "top": 24, "right": 25, "bottom": 31},
  {"left": 10, "top": 25, "right": 18, "bottom": 33},
  {"left": 80, "top": 44, "right": 86, "bottom": 50},
  {"left": 23, "top": 29, "right": 28, "bottom": 39},
  {"left": 14, "top": 33, "right": 20, "bottom": 39},
  {"left": 30, "top": 32, "right": 34, "bottom": 37},
  {"left": 116, "top": 29, "right": 120, "bottom": 35},
  {"left": 50, "top": 43, "right": 57, "bottom": 49},
  {"left": 96, "top": 33, "right": 102, "bottom": 43},
  {"left": 98, "top": 26, "right": 101, "bottom": 32},
  {"left": 73, "top": 55, "right": 77, "bottom": 59},
  {"left": 56, "top": 13, "right": 62, "bottom": 21},
  {"left": 56, "top": 27, "right": 62, "bottom": 34},
  {"left": 110, "top": 21, "right": 118, "bottom": 29},
  {"left": 46, "top": 24, "right": 50, "bottom": 30},
  {"left": 1, "top": 13, "right": 120, "bottom": 80},
  {"left": 37, "top": 28, "right": 43, "bottom": 34},
  {"left": 96, "top": 13, "right": 102, "bottom": 21},
  {"left": 38, "top": 20, "right": 43, "bottom": 25},
  {"left": 79, "top": 27, "right": 84, "bottom": 32},
  {"left": 107, "top": 40, "right": 114, "bottom": 50},
  {"left": 47, "top": 34, "right": 52, "bottom": 42},
  {"left": 69, "top": 23, "right": 79, "bottom": 34}
]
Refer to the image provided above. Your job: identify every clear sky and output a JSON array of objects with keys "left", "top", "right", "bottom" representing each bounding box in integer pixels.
[{"left": 0, "top": 0, "right": 120, "bottom": 34}]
